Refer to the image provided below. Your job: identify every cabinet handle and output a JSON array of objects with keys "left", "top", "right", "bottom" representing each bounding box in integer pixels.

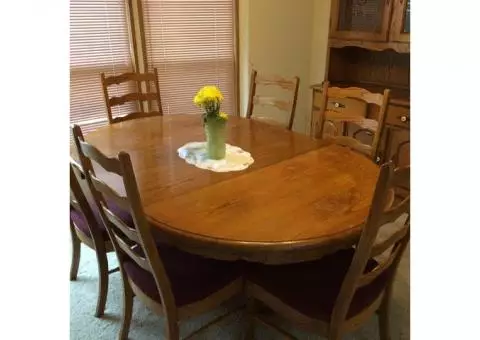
[
  {"left": 330, "top": 101, "right": 346, "bottom": 109},
  {"left": 399, "top": 115, "right": 410, "bottom": 123}
]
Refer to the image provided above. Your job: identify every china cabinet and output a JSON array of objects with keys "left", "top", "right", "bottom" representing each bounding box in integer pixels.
[{"left": 311, "top": 0, "right": 410, "bottom": 167}]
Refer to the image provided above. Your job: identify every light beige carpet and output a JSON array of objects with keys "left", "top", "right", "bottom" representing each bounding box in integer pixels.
[{"left": 70, "top": 244, "right": 409, "bottom": 339}]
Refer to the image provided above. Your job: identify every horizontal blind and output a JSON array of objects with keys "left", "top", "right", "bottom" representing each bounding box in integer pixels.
[
  {"left": 70, "top": 0, "right": 136, "bottom": 133},
  {"left": 142, "top": 0, "right": 236, "bottom": 115}
]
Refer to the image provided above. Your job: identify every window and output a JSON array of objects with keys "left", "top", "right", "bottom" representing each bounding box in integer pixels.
[
  {"left": 70, "top": 0, "right": 238, "bottom": 133},
  {"left": 141, "top": 0, "right": 237, "bottom": 115},
  {"left": 70, "top": 0, "right": 135, "bottom": 133}
]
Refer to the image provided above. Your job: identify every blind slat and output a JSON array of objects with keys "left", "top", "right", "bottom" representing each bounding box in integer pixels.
[
  {"left": 143, "top": 0, "right": 236, "bottom": 115},
  {"left": 70, "top": 0, "right": 135, "bottom": 133}
]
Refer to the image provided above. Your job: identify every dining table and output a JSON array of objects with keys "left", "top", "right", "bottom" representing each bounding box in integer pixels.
[{"left": 70, "top": 114, "right": 380, "bottom": 264}]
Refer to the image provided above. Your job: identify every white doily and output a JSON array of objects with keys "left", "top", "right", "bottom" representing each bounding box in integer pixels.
[{"left": 177, "top": 142, "right": 254, "bottom": 172}]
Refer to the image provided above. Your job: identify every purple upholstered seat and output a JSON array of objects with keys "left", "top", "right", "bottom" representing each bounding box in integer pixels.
[
  {"left": 246, "top": 248, "right": 389, "bottom": 320},
  {"left": 70, "top": 199, "right": 133, "bottom": 239},
  {"left": 123, "top": 244, "right": 241, "bottom": 307}
]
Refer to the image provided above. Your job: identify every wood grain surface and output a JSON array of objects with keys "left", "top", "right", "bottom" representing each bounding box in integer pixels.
[{"left": 71, "top": 115, "right": 379, "bottom": 263}]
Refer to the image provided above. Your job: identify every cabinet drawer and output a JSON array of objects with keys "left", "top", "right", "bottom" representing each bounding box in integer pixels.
[
  {"left": 386, "top": 104, "right": 410, "bottom": 129},
  {"left": 312, "top": 89, "right": 368, "bottom": 117}
]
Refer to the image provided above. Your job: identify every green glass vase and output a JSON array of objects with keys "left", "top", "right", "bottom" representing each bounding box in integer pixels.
[{"left": 204, "top": 117, "right": 226, "bottom": 160}]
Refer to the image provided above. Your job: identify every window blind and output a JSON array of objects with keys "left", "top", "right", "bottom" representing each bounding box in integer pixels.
[
  {"left": 70, "top": 0, "right": 135, "bottom": 133},
  {"left": 141, "top": 0, "right": 236, "bottom": 116}
]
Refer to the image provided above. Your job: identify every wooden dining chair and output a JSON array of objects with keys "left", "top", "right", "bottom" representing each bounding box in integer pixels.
[
  {"left": 245, "top": 162, "right": 410, "bottom": 340},
  {"left": 313, "top": 81, "right": 390, "bottom": 163},
  {"left": 71, "top": 124, "right": 243, "bottom": 340},
  {"left": 70, "top": 161, "right": 127, "bottom": 317},
  {"left": 246, "top": 69, "right": 300, "bottom": 130},
  {"left": 101, "top": 68, "right": 163, "bottom": 124}
]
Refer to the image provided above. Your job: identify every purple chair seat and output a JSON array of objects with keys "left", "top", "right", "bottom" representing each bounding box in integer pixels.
[
  {"left": 70, "top": 199, "right": 133, "bottom": 239},
  {"left": 123, "top": 244, "right": 241, "bottom": 307},
  {"left": 246, "top": 248, "right": 389, "bottom": 320}
]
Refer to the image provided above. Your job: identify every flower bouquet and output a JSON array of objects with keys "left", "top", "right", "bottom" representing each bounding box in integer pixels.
[{"left": 194, "top": 85, "right": 228, "bottom": 160}]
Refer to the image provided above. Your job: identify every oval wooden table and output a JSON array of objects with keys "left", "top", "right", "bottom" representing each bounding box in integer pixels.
[{"left": 71, "top": 115, "right": 380, "bottom": 264}]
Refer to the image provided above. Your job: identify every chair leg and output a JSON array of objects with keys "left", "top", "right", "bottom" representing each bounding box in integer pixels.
[
  {"left": 244, "top": 297, "right": 256, "bottom": 340},
  {"left": 119, "top": 278, "right": 134, "bottom": 340},
  {"left": 69, "top": 226, "right": 81, "bottom": 281},
  {"left": 327, "top": 323, "right": 343, "bottom": 340},
  {"left": 164, "top": 319, "right": 180, "bottom": 340},
  {"left": 94, "top": 250, "right": 109, "bottom": 317},
  {"left": 378, "top": 296, "right": 391, "bottom": 340}
]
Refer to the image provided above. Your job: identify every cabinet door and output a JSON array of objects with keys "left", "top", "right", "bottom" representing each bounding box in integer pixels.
[
  {"left": 384, "top": 127, "right": 410, "bottom": 199},
  {"left": 330, "top": 0, "right": 394, "bottom": 41},
  {"left": 389, "top": 0, "right": 410, "bottom": 42},
  {"left": 386, "top": 128, "right": 410, "bottom": 168}
]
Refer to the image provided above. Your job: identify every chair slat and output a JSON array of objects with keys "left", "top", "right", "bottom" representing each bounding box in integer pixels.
[
  {"left": 370, "top": 225, "right": 409, "bottom": 258},
  {"left": 109, "top": 92, "right": 158, "bottom": 107},
  {"left": 111, "top": 111, "right": 162, "bottom": 124},
  {"left": 324, "top": 110, "right": 371, "bottom": 123},
  {"left": 79, "top": 141, "right": 123, "bottom": 175},
  {"left": 103, "top": 72, "right": 156, "bottom": 86},
  {"left": 114, "top": 235, "right": 151, "bottom": 272},
  {"left": 70, "top": 157, "right": 84, "bottom": 175},
  {"left": 326, "top": 135, "right": 373, "bottom": 156},
  {"left": 327, "top": 87, "right": 384, "bottom": 106},
  {"left": 102, "top": 205, "right": 140, "bottom": 244},
  {"left": 255, "top": 74, "right": 297, "bottom": 91},
  {"left": 377, "top": 198, "right": 410, "bottom": 227},
  {"left": 90, "top": 175, "right": 130, "bottom": 211},
  {"left": 357, "top": 246, "right": 401, "bottom": 288},
  {"left": 253, "top": 96, "right": 291, "bottom": 112}
]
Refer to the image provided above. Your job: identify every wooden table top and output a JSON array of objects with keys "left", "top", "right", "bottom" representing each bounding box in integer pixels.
[{"left": 72, "top": 115, "right": 379, "bottom": 264}]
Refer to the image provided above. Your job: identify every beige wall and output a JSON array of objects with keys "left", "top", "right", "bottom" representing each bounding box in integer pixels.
[
  {"left": 239, "top": 0, "right": 331, "bottom": 134},
  {"left": 308, "top": 0, "right": 332, "bottom": 134},
  {"left": 238, "top": 0, "right": 250, "bottom": 119}
]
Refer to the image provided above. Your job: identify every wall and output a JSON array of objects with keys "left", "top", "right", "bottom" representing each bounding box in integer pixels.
[
  {"left": 309, "top": 0, "right": 332, "bottom": 134},
  {"left": 239, "top": 0, "right": 331, "bottom": 135},
  {"left": 238, "top": 0, "right": 250, "bottom": 119}
]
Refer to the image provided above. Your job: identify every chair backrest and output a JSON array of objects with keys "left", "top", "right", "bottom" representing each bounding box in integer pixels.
[
  {"left": 315, "top": 81, "right": 390, "bottom": 161},
  {"left": 101, "top": 68, "right": 163, "bottom": 124},
  {"left": 331, "top": 162, "right": 410, "bottom": 325},
  {"left": 70, "top": 161, "right": 104, "bottom": 244},
  {"left": 71, "top": 124, "right": 177, "bottom": 316},
  {"left": 246, "top": 69, "right": 300, "bottom": 130}
]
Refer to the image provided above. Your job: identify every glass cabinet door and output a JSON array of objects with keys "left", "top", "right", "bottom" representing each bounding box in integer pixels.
[
  {"left": 389, "top": 0, "right": 410, "bottom": 42},
  {"left": 330, "top": 0, "right": 394, "bottom": 41}
]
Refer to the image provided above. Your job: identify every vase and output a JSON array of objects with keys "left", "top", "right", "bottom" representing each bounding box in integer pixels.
[{"left": 204, "top": 118, "right": 226, "bottom": 160}]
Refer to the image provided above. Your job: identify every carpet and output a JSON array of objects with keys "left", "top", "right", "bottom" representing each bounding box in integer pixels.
[{"left": 70, "top": 244, "right": 409, "bottom": 339}]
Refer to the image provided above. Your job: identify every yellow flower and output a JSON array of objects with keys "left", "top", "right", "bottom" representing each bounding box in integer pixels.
[
  {"left": 193, "top": 85, "right": 224, "bottom": 107},
  {"left": 219, "top": 112, "right": 228, "bottom": 120}
]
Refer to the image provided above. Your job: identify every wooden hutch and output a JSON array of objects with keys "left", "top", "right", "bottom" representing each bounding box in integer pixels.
[{"left": 311, "top": 0, "right": 410, "bottom": 167}]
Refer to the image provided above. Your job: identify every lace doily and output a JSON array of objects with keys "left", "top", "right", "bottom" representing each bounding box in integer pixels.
[{"left": 177, "top": 142, "right": 254, "bottom": 172}]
